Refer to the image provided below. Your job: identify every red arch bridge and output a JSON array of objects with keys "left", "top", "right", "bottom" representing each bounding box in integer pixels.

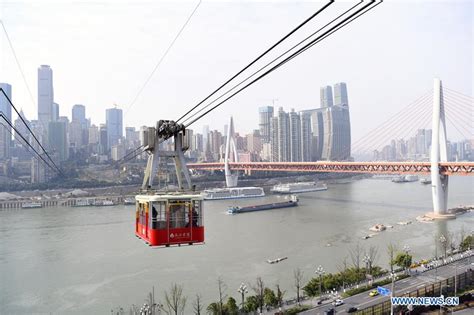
[{"left": 187, "top": 162, "right": 474, "bottom": 176}]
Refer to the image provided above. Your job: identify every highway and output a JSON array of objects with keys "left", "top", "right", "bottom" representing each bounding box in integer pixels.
[{"left": 299, "top": 254, "right": 473, "bottom": 315}]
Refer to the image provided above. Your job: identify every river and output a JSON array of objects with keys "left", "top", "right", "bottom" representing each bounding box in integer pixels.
[{"left": 0, "top": 177, "right": 473, "bottom": 313}]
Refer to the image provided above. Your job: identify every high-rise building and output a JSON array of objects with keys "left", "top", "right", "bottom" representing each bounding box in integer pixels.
[
  {"left": 334, "top": 82, "right": 349, "bottom": 106},
  {"left": 52, "top": 102, "right": 59, "bottom": 121},
  {"left": 48, "top": 121, "right": 68, "bottom": 162},
  {"left": 289, "top": 109, "right": 301, "bottom": 162},
  {"left": 300, "top": 111, "right": 312, "bottom": 161},
  {"left": 72, "top": 105, "right": 86, "bottom": 126},
  {"left": 106, "top": 107, "right": 123, "bottom": 148},
  {"left": 0, "top": 83, "right": 12, "bottom": 159},
  {"left": 88, "top": 124, "right": 99, "bottom": 145},
  {"left": 277, "top": 107, "right": 290, "bottom": 162},
  {"left": 38, "top": 65, "right": 54, "bottom": 131},
  {"left": 270, "top": 116, "right": 279, "bottom": 162},
  {"left": 321, "top": 82, "right": 351, "bottom": 161},
  {"left": 320, "top": 86, "right": 334, "bottom": 107},
  {"left": 258, "top": 106, "right": 274, "bottom": 143},
  {"left": 99, "top": 124, "right": 108, "bottom": 155}
]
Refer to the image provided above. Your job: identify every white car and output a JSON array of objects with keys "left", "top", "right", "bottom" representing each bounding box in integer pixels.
[{"left": 332, "top": 299, "right": 344, "bottom": 306}]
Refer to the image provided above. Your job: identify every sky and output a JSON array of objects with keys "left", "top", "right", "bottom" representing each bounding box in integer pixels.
[{"left": 0, "top": 0, "right": 472, "bottom": 143}]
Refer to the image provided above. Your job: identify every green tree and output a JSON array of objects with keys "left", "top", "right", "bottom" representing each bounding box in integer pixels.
[
  {"left": 394, "top": 252, "right": 412, "bottom": 269},
  {"left": 460, "top": 235, "right": 474, "bottom": 251},
  {"left": 206, "top": 302, "right": 220, "bottom": 315},
  {"left": 263, "top": 287, "right": 278, "bottom": 307},
  {"left": 225, "top": 297, "right": 238, "bottom": 315},
  {"left": 244, "top": 296, "right": 258, "bottom": 313}
]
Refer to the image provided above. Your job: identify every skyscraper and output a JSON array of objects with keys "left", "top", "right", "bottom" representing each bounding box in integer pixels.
[
  {"left": 320, "top": 86, "right": 334, "bottom": 107},
  {"left": 48, "top": 121, "right": 68, "bottom": 162},
  {"left": 334, "top": 82, "right": 349, "bottom": 106},
  {"left": 38, "top": 65, "right": 54, "bottom": 130},
  {"left": 300, "top": 111, "right": 312, "bottom": 161},
  {"left": 72, "top": 105, "right": 86, "bottom": 126},
  {"left": 277, "top": 107, "right": 290, "bottom": 162},
  {"left": 0, "top": 83, "right": 12, "bottom": 159},
  {"left": 106, "top": 107, "right": 123, "bottom": 148},
  {"left": 289, "top": 109, "right": 301, "bottom": 162},
  {"left": 52, "top": 102, "right": 59, "bottom": 121},
  {"left": 319, "top": 82, "right": 351, "bottom": 160},
  {"left": 258, "top": 106, "right": 274, "bottom": 143}
]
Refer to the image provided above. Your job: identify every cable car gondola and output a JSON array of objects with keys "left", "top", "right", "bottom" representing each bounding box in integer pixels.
[
  {"left": 135, "top": 193, "right": 204, "bottom": 246},
  {"left": 135, "top": 120, "right": 204, "bottom": 247}
]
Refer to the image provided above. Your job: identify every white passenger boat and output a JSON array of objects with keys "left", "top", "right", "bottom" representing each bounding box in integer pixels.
[
  {"left": 201, "top": 187, "right": 265, "bottom": 200},
  {"left": 21, "top": 202, "right": 43, "bottom": 209},
  {"left": 271, "top": 181, "right": 327, "bottom": 194}
]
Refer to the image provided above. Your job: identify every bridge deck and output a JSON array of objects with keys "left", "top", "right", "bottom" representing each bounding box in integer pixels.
[{"left": 188, "top": 162, "right": 474, "bottom": 176}]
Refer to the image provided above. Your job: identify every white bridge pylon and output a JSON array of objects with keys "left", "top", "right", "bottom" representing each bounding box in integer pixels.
[
  {"left": 429, "top": 78, "right": 454, "bottom": 219},
  {"left": 224, "top": 116, "right": 239, "bottom": 187}
]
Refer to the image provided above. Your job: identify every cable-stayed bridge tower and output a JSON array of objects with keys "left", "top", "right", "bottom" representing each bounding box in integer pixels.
[
  {"left": 428, "top": 78, "right": 455, "bottom": 219},
  {"left": 224, "top": 116, "right": 239, "bottom": 187}
]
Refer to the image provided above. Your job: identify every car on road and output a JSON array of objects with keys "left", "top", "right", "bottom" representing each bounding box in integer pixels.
[
  {"left": 324, "top": 308, "right": 335, "bottom": 315},
  {"left": 332, "top": 299, "right": 344, "bottom": 306},
  {"left": 369, "top": 290, "right": 379, "bottom": 297},
  {"left": 347, "top": 307, "right": 358, "bottom": 313}
]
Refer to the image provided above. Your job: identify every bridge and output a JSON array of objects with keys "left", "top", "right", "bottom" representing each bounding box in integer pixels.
[
  {"left": 187, "top": 79, "right": 473, "bottom": 220},
  {"left": 188, "top": 161, "right": 474, "bottom": 176}
]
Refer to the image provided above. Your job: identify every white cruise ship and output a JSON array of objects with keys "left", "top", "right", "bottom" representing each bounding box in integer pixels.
[
  {"left": 201, "top": 187, "right": 265, "bottom": 200},
  {"left": 271, "top": 182, "right": 328, "bottom": 194},
  {"left": 21, "top": 202, "right": 43, "bottom": 209}
]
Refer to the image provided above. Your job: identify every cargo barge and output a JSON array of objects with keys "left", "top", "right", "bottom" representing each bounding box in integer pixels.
[{"left": 227, "top": 195, "right": 298, "bottom": 214}]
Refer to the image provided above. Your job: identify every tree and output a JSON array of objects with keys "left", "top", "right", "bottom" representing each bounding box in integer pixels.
[
  {"left": 244, "top": 296, "right": 258, "bottom": 313},
  {"left": 387, "top": 243, "right": 398, "bottom": 273},
  {"left": 164, "top": 283, "right": 187, "bottom": 315},
  {"left": 252, "top": 277, "right": 265, "bottom": 313},
  {"left": 275, "top": 284, "right": 285, "bottom": 308},
  {"left": 225, "top": 297, "right": 239, "bottom": 315},
  {"left": 263, "top": 287, "right": 278, "bottom": 308},
  {"left": 293, "top": 268, "right": 304, "bottom": 305},
  {"left": 217, "top": 277, "right": 227, "bottom": 315},
  {"left": 394, "top": 252, "right": 412, "bottom": 270},
  {"left": 193, "top": 294, "right": 203, "bottom": 315},
  {"left": 460, "top": 235, "right": 474, "bottom": 251},
  {"left": 206, "top": 302, "right": 220, "bottom": 315},
  {"left": 349, "top": 243, "right": 363, "bottom": 275}
]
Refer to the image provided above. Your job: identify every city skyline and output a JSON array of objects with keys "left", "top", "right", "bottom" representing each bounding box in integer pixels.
[{"left": 0, "top": 1, "right": 471, "bottom": 141}]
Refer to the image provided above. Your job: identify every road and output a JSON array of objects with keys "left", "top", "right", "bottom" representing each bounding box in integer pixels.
[{"left": 299, "top": 254, "right": 473, "bottom": 315}]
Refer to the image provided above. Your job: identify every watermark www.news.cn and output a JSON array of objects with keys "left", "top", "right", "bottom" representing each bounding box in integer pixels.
[{"left": 391, "top": 296, "right": 459, "bottom": 306}]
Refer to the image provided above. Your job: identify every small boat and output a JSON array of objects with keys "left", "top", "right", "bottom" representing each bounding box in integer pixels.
[
  {"left": 267, "top": 257, "right": 288, "bottom": 264},
  {"left": 420, "top": 178, "right": 432, "bottom": 185},
  {"left": 369, "top": 224, "right": 386, "bottom": 232},
  {"left": 392, "top": 175, "right": 419, "bottom": 183},
  {"left": 93, "top": 200, "right": 115, "bottom": 206},
  {"left": 21, "top": 202, "right": 42, "bottom": 209},
  {"left": 227, "top": 195, "right": 298, "bottom": 214},
  {"left": 123, "top": 197, "right": 135, "bottom": 205},
  {"left": 397, "top": 221, "right": 412, "bottom": 225}
]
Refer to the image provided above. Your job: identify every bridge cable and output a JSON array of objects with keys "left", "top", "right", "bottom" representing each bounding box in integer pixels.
[
  {"left": 175, "top": 0, "right": 336, "bottom": 123},
  {"left": 354, "top": 96, "right": 433, "bottom": 155},
  {"left": 334, "top": 90, "right": 433, "bottom": 160},
  {"left": 337, "top": 93, "right": 432, "bottom": 159},
  {"left": 183, "top": 0, "right": 381, "bottom": 128},
  {"left": 125, "top": 0, "right": 202, "bottom": 114}
]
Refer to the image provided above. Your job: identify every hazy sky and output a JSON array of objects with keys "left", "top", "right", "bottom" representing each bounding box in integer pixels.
[{"left": 0, "top": 0, "right": 472, "bottom": 143}]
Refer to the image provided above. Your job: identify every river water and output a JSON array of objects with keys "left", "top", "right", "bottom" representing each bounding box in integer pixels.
[{"left": 1, "top": 177, "right": 473, "bottom": 314}]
